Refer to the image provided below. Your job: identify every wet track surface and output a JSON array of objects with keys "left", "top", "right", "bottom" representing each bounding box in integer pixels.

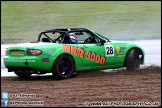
[
  {"left": 1, "top": 39, "right": 161, "bottom": 76},
  {"left": 1, "top": 66, "right": 161, "bottom": 107}
]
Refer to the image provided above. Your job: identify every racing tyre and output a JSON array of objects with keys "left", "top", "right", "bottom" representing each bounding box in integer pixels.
[
  {"left": 14, "top": 71, "right": 32, "bottom": 78},
  {"left": 125, "top": 49, "right": 140, "bottom": 70},
  {"left": 52, "top": 54, "right": 75, "bottom": 79}
]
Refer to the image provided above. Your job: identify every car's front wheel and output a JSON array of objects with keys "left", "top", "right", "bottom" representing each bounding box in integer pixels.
[
  {"left": 14, "top": 71, "right": 32, "bottom": 78},
  {"left": 125, "top": 49, "right": 140, "bottom": 70},
  {"left": 52, "top": 54, "right": 75, "bottom": 79}
]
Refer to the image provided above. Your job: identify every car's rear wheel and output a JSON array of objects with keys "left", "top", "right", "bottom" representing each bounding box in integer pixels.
[
  {"left": 14, "top": 71, "right": 32, "bottom": 78},
  {"left": 125, "top": 49, "right": 140, "bottom": 70},
  {"left": 52, "top": 54, "right": 75, "bottom": 79}
]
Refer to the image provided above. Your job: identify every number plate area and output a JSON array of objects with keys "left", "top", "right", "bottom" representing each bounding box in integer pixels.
[{"left": 11, "top": 51, "right": 24, "bottom": 55}]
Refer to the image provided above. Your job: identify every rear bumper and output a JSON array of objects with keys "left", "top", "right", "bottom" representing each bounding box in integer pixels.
[
  {"left": 6, "top": 66, "right": 37, "bottom": 72},
  {"left": 3, "top": 56, "right": 53, "bottom": 72},
  {"left": 6, "top": 66, "right": 50, "bottom": 74},
  {"left": 6, "top": 66, "right": 39, "bottom": 74}
]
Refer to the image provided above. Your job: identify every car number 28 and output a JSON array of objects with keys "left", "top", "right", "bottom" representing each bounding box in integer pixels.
[{"left": 105, "top": 45, "right": 114, "bottom": 56}]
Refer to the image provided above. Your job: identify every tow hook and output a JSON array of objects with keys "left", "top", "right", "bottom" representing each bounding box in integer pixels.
[{"left": 24, "top": 59, "right": 28, "bottom": 65}]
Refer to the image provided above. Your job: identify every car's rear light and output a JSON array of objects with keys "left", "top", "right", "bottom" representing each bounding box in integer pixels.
[
  {"left": 27, "top": 50, "right": 42, "bottom": 55},
  {"left": 5, "top": 49, "right": 8, "bottom": 56}
]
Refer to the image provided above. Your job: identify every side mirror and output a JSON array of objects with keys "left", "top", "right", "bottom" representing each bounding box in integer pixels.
[
  {"left": 96, "top": 39, "right": 105, "bottom": 46},
  {"left": 101, "top": 40, "right": 105, "bottom": 45}
]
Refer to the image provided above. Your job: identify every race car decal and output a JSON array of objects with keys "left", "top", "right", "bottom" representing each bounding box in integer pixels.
[
  {"left": 62, "top": 45, "right": 84, "bottom": 57},
  {"left": 62, "top": 45, "right": 106, "bottom": 64},
  {"left": 77, "top": 67, "right": 90, "bottom": 71},
  {"left": 4, "top": 59, "right": 35, "bottom": 62},
  {"left": 105, "top": 45, "right": 114, "bottom": 56},
  {"left": 116, "top": 46, "right": 120, "bottom": 53},
  {"left": 86, "top": 51, "right": 106, "bottom": 64},
  {"left": 42, "top": 58, "right": 50, "bottom": 62},
  {"left": 116, "top": 46, "right": 125, "bottom": 56},
  {"left": 45, "top": 50, "right": 54, "bottom": 55}
]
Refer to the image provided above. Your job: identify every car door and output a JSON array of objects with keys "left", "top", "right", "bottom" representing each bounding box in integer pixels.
[
  {"left": 76, "top": 31, "right": 115, "bottom": 66},
  {"left": 78, "top": 43, "right": 117, "bottom": 66}
]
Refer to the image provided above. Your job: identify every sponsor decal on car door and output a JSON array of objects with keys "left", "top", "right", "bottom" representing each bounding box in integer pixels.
[{"left": 78, "top": 44, "right": 115, "bottom": 66}]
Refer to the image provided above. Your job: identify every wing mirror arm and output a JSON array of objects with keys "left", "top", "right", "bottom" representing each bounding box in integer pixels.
[
  {"left": 101, "top": 40, "right": 105, "bottom": 45},
  {"left": 96, "top": 39, "right": 105, "bottom": 46}
]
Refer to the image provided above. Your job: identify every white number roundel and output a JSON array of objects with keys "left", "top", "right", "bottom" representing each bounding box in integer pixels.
[{"left": 105, "top": 45, "right": 114, "bottom": 56}]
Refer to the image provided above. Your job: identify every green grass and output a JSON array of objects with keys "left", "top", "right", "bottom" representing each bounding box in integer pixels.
[{"left": 1, "top": 1, "right": 161, "bottom": 43}]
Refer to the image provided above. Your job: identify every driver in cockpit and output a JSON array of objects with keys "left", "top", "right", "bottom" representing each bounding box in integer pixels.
[{"left": 69, "top": 33, "right": 78, "bottom": 44}]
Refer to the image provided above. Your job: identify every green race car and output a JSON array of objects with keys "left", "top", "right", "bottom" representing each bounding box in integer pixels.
[{"left": 3, "top": 28, "right": 145, "bottom": 79}]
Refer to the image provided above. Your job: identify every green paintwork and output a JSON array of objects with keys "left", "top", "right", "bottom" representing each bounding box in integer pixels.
[{"left": 3, "top": 28, "right": 145, "bottom": 73}]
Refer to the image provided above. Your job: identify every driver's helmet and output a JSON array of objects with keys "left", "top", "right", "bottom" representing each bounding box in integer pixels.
[{"left": 69, "top": 33, "right": 78, "bottom": 44}]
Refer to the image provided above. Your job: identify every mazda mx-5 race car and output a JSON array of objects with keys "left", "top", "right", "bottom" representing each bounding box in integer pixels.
[{"left": 3, "top": 28, "right": 144, "bottom": 79}]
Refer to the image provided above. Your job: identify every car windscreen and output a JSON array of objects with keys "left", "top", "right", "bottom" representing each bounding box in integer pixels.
[{"left": 94, "top": 32, "right": 110, "bottom": 42}]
